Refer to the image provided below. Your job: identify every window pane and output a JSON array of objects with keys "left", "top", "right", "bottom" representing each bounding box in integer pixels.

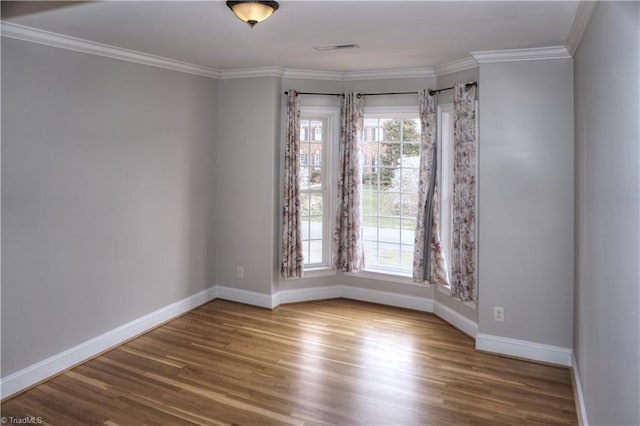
[
  {"left": 378, "top": 191, "right": 400, "bottom": 217},
  {"left": 308, "top": 192, "right": 323, "bottom": 215},
  {"left": 399, "top": 167, "right": 420, "bottom": 194},
  {"left": 299, "top": 166, "right": 311, "bottom": 188},
  {"left": 299, "top": 115, "right": 330, "bottom": 269},
  {"left": 311, "top": 119, "right": 322, "bottom": 141},
  {"left": 380, "top": 118, "right": 399, "bottom": 141},
  {"left": 364, "top": 240, "right": 379, "bottom": 265},
  {"left": 364, "top": 117, "right": 379, "bottom": 128},
  {"left": 403, "top": 142, "right": 420, "bottom": 158},
  {"left": 402, "top": 119, "right": 421, "bottom": 142},
  {"left": 362, "top": 185, "right": 379, "bottom": 215},
  {"left": 308, "top": 240, "right": 323, "bottom": 264},
  {"left": 300, "top": 120, "right": 310, "bottom": 142},
  {"left": 360, "top": 114, "right": 422, "bottom": 276},
  {"left": 400, "top": 222, "right": 416, "bottom": 244},
  {"left": 378, "top": 218, "right": 401, "bottom": 244},
  {"left": 309, "top": 142, "right": 322, "bottom": 155},
  {"left": 362, "top": 171, "right": 379, "bottom": 187},
  {"left": 309, "top": 168, "right": 323, "bottom": 185},
  {"left": 401, "top": 194, "right": 419, "bottom": 218},
  {"left": 308, "top": 216, "right": 323, "bottom": 239},
  {"left": 300, "top": 192, "right": 311, "bottom": 216},
  {"left": 363, "top": 217, "right": 378, "bottom": 241},
  {"left": 380, "top": 143, "right": 400, "bottom": 166},
  {"left": 300, "top": 219, "right": 311, "bottom": 240},
  {"left": 378, "top": 242, "right": 401, "bottom": 268},
  {"left": 400, "top": 244, "right": 414, "bottom": 270},
  {"left": 378, "top": 167, "right": 394, "bottom": 188}
]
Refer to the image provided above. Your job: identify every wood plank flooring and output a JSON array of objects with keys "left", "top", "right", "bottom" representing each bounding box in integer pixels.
[{"left": 1, "top": 299, "right": 578, "bottom": 425}]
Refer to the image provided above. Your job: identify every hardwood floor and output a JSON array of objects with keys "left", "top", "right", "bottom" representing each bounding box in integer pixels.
[{"left": 1, "top": 299, "right": 578, "bottom": 425}]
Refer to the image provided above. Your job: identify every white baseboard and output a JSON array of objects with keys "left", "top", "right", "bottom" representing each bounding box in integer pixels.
[
  {"left": 475, "top": 333, "right": 572, "bottom": 366},
  {"left": 223, "top": 285, "right": 472, "bottom": 339},
  {"left": 6, "top": 282, "right": 578, "bottom": 403},
  {"left": 571, "top": 352, "right": 589, "bottom": 426},
  {"left": 214, "top": 285, "right": 274, "bottom": 309},
  {"left": 341, "top": 285, "right": 434, "bottom": 313},
  {"left": 223, "top": 284, "right": 436, "bottom": 314},
  {"left": 273, "top": 285, "right": 343, "bottom": 306},
  {"left": 434, "top": 301, "right": 478, "bottom": 338},
  {"left": 0, "top": 286, "right": 216, "bottom": 400}
]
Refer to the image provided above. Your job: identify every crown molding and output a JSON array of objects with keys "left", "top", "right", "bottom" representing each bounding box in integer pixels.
[
  {"left": 1, "top": 21, "right": 221, "bottom": 79},
  {"left": 222, "top": 66, "right": 437, "bottom": 81},
  {"left": 342, "top": 67, "right": 436, "bottom": 81},
  {"left": 284, "top": 67, "right": 437, "bottom": 81},
  {"left": 3, "top": 21, "right": 570, "bottom": 83},
  {"left": 0, "top": 23, "right": 438, "bottom": 82},
  {"left": 282, "top": 68, "right": 345, "bottom": 81},
  {"left": 471, "top": 46, "right": 571, "bottom": 63},
  {"left": 566, "top": 1, "right": 597, "bottom": 56},
  {"left": 218, "top": 66, "right": 287, "bottom": 79},
  {"left": 434, "top": 56, "right": 478, "bottom": 76}
]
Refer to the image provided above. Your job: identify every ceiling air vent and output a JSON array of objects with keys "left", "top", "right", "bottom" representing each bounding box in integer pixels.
[{"left": 314, "top": 43, "right": 360, "bottom": 51}]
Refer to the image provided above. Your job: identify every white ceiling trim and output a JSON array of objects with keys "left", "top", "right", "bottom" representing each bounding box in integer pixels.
[
  {"left": 0, "top": 21, "right": 221, "bottom": 79},
  {"left": 471, "top": 46, "right": 571, "bottom": 63},
  {"left": 566, "top": 1, "right": 597, "bottom": 56},
  {"left": 4, "top": 21, "right": 568, "bottom": 83},
  {"left": 219, "top": 67, "right": 286, "bottom": 80},
  {"left": 434, "top": 57, "right": 478, "bottom": 76},
  {"left": 283, "top": 69, "right": 345, "bottom": 81},
  {"left": 342, "top": 67, "right": 436, "bottom": 81},
  {"left": 0, "top": 21, "right": 455, "bottom": 82}
]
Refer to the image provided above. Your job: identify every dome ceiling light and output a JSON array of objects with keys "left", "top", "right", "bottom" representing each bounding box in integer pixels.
[{"left": 226, "top": 1, "right": 280, "bottom": 28}]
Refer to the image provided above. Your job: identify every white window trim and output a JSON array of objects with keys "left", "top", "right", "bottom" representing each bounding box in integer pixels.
[
  {"left": 287, "top": 267, "right": 336, "bottom": 279},
  {"left": 438, "top": 103, "right": 454, "bottom": 287}
]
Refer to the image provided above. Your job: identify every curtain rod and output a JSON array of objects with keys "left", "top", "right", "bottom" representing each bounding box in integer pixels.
[{"left": 283, "top": 82, "right": 477, "bottom": 97}]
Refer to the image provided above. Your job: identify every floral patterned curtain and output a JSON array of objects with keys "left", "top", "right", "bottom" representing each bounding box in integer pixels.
[
  {"left": 413, "top": 90, "right": 449, "bottom": 285},
  {"left": 281, "top": 91, "right": 304, "bottom": 279},
  {"left": 333, "top": 93, "right": 365, "bottom": 272},
  {"left": 451, "top": 82, "right": 477, "bottom": 301}
]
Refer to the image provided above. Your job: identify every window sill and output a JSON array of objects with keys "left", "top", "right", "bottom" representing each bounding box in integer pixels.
[
  {"left": 345, "top": 270, "right": 427, "bottom": 287},
  {"left": 298, "top": 267, "right": 336, "bottom": 279}
]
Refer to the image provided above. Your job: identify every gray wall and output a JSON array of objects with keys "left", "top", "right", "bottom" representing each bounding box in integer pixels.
[
  {"left": 1, "top": 38, "right": 219, "bottom": 376},
  {"left": 214, "top": 77, "right": 281, "bottom": 295},
  {"left": 574, "top": 2, "right": 640, "bottom": 425},
  {"left": 477, "top": 58, "right": 574, "bottom": 348}
]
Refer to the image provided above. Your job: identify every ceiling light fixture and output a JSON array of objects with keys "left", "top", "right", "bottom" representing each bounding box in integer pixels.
[{"left": 226, "top": 1, "right": 279, "bottom": 28}]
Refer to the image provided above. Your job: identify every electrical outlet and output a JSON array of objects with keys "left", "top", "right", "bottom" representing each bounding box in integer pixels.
[
  {"left": 494, "top": 306, "right": 504, "bottom": 322},
  {"left": 236, "top": 266, "right": 244, "bottom": 278}
]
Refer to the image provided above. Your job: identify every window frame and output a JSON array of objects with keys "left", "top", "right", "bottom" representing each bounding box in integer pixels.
[
  {"left": 297, "top": 106, "right": 339, "bottom": 272},
  {"left": 360, "top": 106, "right": 420, "bottom": 278},
  {"left": 438, "top": 103, "right": 454, "bottom": 287}
]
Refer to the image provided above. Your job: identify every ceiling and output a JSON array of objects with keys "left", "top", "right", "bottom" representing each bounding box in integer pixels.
[{"left": 2, "top": 1, "right": 579, "bottom": 73}]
